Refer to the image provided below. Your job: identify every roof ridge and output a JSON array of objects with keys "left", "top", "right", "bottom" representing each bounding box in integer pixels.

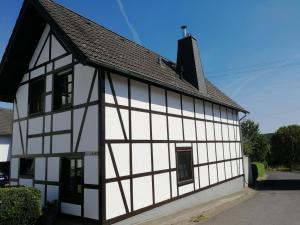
[{"left": 41, "top": 0, "right": 171, "bottom": 61}]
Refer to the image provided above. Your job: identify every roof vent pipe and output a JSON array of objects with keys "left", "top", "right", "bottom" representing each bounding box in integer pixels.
[{"left": 181, "top": 25, "right": 187, "bottom": 37}]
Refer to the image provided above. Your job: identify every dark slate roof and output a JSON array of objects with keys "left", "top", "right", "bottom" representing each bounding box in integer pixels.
[
  {"left": 0, "top": 108, "right": 13, "bottom": 135},
  {"left": 0, "top": 0, "right": 247, "bottom": 112},
  {"left": 38, "top": 0, "right": 247, "bottom": 112}
]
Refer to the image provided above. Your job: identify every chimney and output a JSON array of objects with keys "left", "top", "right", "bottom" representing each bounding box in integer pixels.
[{"left": 176, "top": 26, "right": 207, "bottom": 94}]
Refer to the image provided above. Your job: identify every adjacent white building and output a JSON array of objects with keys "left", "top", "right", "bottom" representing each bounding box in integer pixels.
[
  {"left": 0, "top": 108, "right": 12, "bottom": 175},
  {"left": 0, "top": 0, "right": 248, "bottom": 224}
]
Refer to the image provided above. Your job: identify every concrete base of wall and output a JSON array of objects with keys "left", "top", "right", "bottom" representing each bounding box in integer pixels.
[{"left": 114, "top": 176, "right": 245, "bottom": 225}]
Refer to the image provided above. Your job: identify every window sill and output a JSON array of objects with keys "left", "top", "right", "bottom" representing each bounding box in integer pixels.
[
  {"left": 177, "top": 179, "right": 194, "bottom": 187},
  {"left": 19, "top": 175, "right": 34, "bottom": 179}
]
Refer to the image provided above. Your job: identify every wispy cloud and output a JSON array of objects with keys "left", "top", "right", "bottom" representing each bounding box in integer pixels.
[{"left": 116, "top": 0, "right": 142, "bottom": 45}]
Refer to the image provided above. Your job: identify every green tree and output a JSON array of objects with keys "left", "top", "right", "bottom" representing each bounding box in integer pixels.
[
  {"left": 241, "top": 120, "right": 270, "bottom": 163},
  {"left": 270, "top": 125, "right": 300, "bottom": 169},
  {"left": 241, "top": 120, "right": 260, "bottom": 156}
]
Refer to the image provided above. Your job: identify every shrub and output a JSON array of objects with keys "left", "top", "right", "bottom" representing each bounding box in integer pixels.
[
  {"left": 252, "top": 162, "right": 265, "bottom": 180},
  {"left": 0, "top": 186, "right": 41, "bottom": 225}
]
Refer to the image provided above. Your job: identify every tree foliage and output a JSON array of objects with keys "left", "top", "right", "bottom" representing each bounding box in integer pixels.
[
  {"left": 241, "top": 120, "right": 270, "bottom": 163},
  {"left": 270, "top": 125, "right": 300, "bottom": 168}
]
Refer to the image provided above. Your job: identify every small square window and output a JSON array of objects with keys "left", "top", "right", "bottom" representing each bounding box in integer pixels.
[
  {"left": 176, "top": 147, "right": 194, "bottom": 185},
  {"left": 53, "top": 69, "right": 73, "bottom": 110},
  {"left": 29, "top": 78, "right": 45, "bottom": 115},
  {"left": 20, "top": 158, "right": 34, "bottom": 177}
]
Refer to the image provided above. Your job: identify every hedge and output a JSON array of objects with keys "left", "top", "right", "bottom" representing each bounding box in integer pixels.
[
  {"left": 252, "top": 162, "right": 266, "bottom": 180},
  {"left": 0, "top": 186, "right": 41, "bottom": 225}
]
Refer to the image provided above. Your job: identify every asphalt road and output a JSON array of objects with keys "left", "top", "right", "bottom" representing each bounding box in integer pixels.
[{"left": 200, "top": 171, "right": 300, "bottom": 225}]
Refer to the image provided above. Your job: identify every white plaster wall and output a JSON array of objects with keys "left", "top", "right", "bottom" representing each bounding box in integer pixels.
[
  {"left": 34, "top": 184, "right": 45, "bottom": 206},
  {"left": 182, "top": 95, "right": 194, "bottom": 117},
  {"left": 15, "top": 84, "right": 28, "bottom": 119},
  {"left": 54, "top": 55, "right": 72, "bottom": 69},
  {"left": 0, "top": 136, "right": 11, "bottom": 162},
  {"left": 61, "top": 203, "right": 81, "bottom": 216},
  {"left": 28, "top": 117, "right": 43, "bottom": 135},
  {"left": 206, "top": 122, "right": 215, "bottom": 141},
  {"left": 52, "top": 134, "right": 70, "bottom": 153},
  {"left": 105, "top": 107, "right": 127, "bottom": 140},
  {"left": 106, "top": 182, "right": 126, "bottom": 219},
  {"left": 47, "top": 157, "right": 59, "bottom": 182},
  {"left": 78, "top": 105, "right": 98, "bottom": 152},
  {"left": 194, "top": 167, "right": 200, "bottom": 190},
  {"left": 199, "top": 165, "right": 209, "bottom": 188},
  {"left": 224, "top": 143, "right": 230, "bottom": 159},
  {"left": 19, "top": 178, "right": 33, "bottom": 187},
  {"left": 29, "top": 24, "right": 50, "bottom": 69},
  {"left": 216, "top": 143, "right": 224, "bottom": 161},
  {"left": 170, "top": 144, "right": 176, "bottom": 169},
  {"left": 151, "top": 114, "right": 167, "bottom": 140},
  {"left": 111, "top": 144, "right": 130, "bottom": 177},
  {"left": 195, "top": 99, "right": 205, "bottom": 119},
  {"left": 167, "top": 91, "right": 181, "bottom": 115},
  {"left": 209, "top": 164, "right": 218, "bottom": 184},
  {"left": 225, "top": 161, "right": 232, "bottom": 179},
  {"left": 35, "top": 157, "right": 46, "bottom": 180},
  {"left": 213, "top": 105, "right": 221, "bottom": 121},
  {"left": 52, "top": 111, "right": 71, "bottom": 131},
  {"left": 10, "top": 158, "right": 19, "bottom": 179},
  {"left": 196, "top": 121, "right": 206, "bottom": 141},
  {"left": 198, "top": 143, "right": 208, "bottom": 164},
  {"left": 220, "top": 107, "right": 227, "bottom": 123},
  {"left": 171, "top": 171, "right": 177, "bottom": 197},
  {"left": 207, "top": 143, "right": 216, "bottom": 162},
  {"left": 133, "top": 176, "right": 152, "bottom": 210},
  {"left": 178, "top": 183, "right": 193, "bottom": 195},
  {"left": 204, "top": 102, "right": 213, "bottom": 121},
  {"left": 131, "top": 111, "right": 150, "bottom": 140},
  {"left": 183, "top": 119, "right": 196, "bottom": 141},
  {"left": 47, "top": 185, "right": 59, "bottom": 202},
  {"left": 84, "top": 189, "right": 99, "bottom": 219},
  {"left": 154, "top": 173, "right": 170, "bottom": 203},
  {"left": 74, "top": 64, "right": 97, "bottom": 105},
  {"left": 44, "top": 136, "right": 50, "bottom": 154},
  {"left": 150, "top": 86, "right": 166, "bottom": 112},
  {"left": 51, "top": 35, "right": 67, "bottom": 59},
  {"left": 44, "top": 115, "right": 51, "bottom": 133},
  {"left": 12, "top": 121, "right": 26, "bottom": 155},
  {"left": 168, "top": 116, "right": 183, "bottom": 140},
  {"left": 27, "top": 137, "right": 43, "bottom": 155},
  {"left": 31, "top": 67, "right": 45, "bottom": 79},
  {"left": 105, "top": 73, "right": 128, "bottom": 106},
  {"left": 132, "top": 143, "right": 151, "bottom": 174},
  {"left": 106, "top": 145, "right": 116, "bottom": 179},
  {"left": 214, "top": 123, "right": 222, "bottom": 141},
  {"left": 217, "top": 163, "right": 225, "bottom": 181},
  {"left": 84, "top": 155, "right": 99, "bottom": 184},
  {"left": 46, "top": 75, "right": 52, "bottom": 92},
  {"left": 131, "top": 80, "right": 149, "bottom": 110},
  {"left": 153, "top": 143, "right": 169, "bottom": 171}
]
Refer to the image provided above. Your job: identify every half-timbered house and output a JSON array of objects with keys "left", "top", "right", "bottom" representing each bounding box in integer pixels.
[{"left": 0, "top": 0, "right": 248, "bottom": 224}]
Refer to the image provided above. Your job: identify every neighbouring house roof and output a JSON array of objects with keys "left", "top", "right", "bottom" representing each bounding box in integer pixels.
[
  {"left": 0, "top": 108, "right": 13, "bottom": 136},
  {"left": 0, "top": 0, "right": 248, "bottom": 113}
]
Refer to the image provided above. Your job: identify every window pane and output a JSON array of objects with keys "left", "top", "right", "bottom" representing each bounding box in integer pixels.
[
  {"left": 20, "top": 158, "right": 34, "bottom": 176},
  {"left": 177, "top": 148, "right": 193, "bottom": 183},
  {"left": 29, "top": 78, "right": 45, "bottom": 114},
  {"left": 61, "top": 157, "right": 83, "bottom": 203},
  {"left": 53, "top": 71, "right": 72, "bottom": 110}
]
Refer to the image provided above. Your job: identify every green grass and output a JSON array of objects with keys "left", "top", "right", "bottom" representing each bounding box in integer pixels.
[
  {"left": 252, "top": 162, "right": 265, "bottom": 178},
  {"left": 190, "top": 214, "right": 208, "bottom": 222}
]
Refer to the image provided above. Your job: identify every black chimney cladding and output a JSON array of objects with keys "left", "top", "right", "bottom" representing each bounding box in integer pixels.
[{"left": 176, "top": 29, "right": 207, "bottom": 94}]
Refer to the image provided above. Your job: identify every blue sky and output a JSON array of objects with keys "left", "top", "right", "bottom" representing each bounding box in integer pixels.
[{"left": 1, "top": 0, "right": 300, "bottom": 133}]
